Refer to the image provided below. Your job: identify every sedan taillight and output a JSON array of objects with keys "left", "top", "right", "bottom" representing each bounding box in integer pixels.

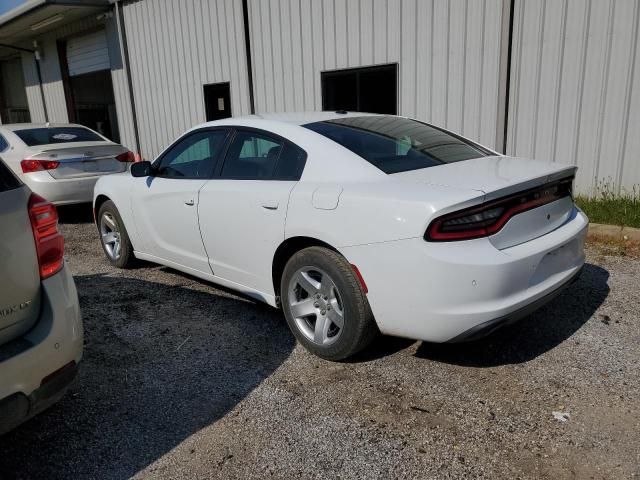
[
  {"left": 28, "top": 193, "right": 64, "bottom": 279},
  {"left": 425, "top": 178, "right": 573, "bottom": 242},
  {"left": 21, "top": 159, "right": 60, "bottom": 173},
  {"left": 115, "top": 151, "right": 135, "bottom": 162}
]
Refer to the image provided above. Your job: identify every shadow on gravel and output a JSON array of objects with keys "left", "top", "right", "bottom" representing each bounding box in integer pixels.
[
  {"left": 57, "top": 203, "right": 94, "bottom": 224},
  {"left": 0, "top": 273, "right": 294, "bottom": 480},
  {"left": 415, "top": 263, "right": 610, "bottom": 367}
]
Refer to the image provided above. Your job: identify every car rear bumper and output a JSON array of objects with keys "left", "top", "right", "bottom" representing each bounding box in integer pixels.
[
  {"left": 448, "top": 264, "right": 584, "bottom": 342},
  {"left": 0, "top": 265, "right": 83, "bottom": 435},
  {"left": 340, "top": 207, "right": 588, "bottom": 343},
  {"left": 22, "top": 171, "right": 111, "bottom": 205}
]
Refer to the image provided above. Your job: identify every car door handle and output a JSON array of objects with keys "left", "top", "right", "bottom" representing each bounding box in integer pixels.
[
  {"left": 184, "top": 198, "right": 195, "bottom": 206},
  {"left": 261, "top": 200, "right": 279, "bottom": 210}
]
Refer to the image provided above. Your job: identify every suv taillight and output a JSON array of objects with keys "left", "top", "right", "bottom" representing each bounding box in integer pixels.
[
  {"left": 21, "top": 159, "right": 60, "bottom": 173},
  {"left": 28, "top": 193, "right": 64, "bottom": 279},
  {"left": 425, "top": 178, "right": 573, "bottom": 242},
  {"left": 115, "top": 151, "right": 135, "bottom": 162}
]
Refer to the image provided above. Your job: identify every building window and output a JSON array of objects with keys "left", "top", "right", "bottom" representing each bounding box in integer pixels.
[{"left": 321, "top": 64, "right": 398, "bottom": 115}]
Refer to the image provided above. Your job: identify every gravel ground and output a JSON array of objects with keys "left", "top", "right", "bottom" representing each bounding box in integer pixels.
[{"left": 1, "top": 206, "right": 639, "bottom": 479}]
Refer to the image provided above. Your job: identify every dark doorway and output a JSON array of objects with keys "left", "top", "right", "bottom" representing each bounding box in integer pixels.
[
  {"left": 0, "top": 57, "right": 31, "bottom": 123},
  {"left": 204, "top": 82, "right": 231, "bottom": 121},
  {"left": 68, "top": 70, "right": 120, "bottom": 142},
  {"left": 322, "top": 64, "right": 398, "bottom": 114}
]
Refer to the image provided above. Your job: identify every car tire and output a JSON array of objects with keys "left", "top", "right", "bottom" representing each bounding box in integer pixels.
[
  {"left": 97, "top": 200, "right": 136, "bottom": 269},
  {"left": 281, "top": 246, "right": 377, "bottom": 361}
]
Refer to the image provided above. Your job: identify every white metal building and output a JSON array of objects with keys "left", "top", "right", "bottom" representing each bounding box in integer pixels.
[{"left": 0, "top": 0, "right": 639, "bottom": 194}]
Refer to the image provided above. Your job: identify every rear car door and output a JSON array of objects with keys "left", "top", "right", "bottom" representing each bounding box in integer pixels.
[
  {"left": 130, "top": 128, "right": 230, "bottom": 275},
  {"left": 0, "top": 159, "right": 41, "bottom": 346},
  {"left": 198, "top": 128, "right": 307, "bottom": 294}
]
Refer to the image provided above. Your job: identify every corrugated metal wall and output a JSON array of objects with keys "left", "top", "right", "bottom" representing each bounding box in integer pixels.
[
  {"left": 20, "top": 15, "right": 123, "bottom": 124},
  {"left": 121, "top": 0, "right": 251, "bottom": 159},
  {"left": 66, "top": 29, "right": 111, "bottom": 77},
  {"left": 507, "top": 0, "right": 640, "bottom": 194},
  {"left": 247, "top": 0, "right": 508, "bottom": 150},
  {"left": 21, "top": 39, "right": 68, "bottom": 123}
]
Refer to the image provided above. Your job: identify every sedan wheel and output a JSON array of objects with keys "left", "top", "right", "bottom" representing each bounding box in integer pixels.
[
  {"left": 97, "top": 200, "right": 135, "bottom": 269},
  {"left": 100, "top": 212, "right": 122, "bottom": 260},
  {"left": 288, "top": 267, "right": 345, "bottom": 346},
  {"left": 281, "top": 246, "right": 377, "bottom": 361}
]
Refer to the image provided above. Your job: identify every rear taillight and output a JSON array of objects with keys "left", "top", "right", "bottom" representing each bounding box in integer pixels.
[
  {"left": 21, "top": 159, "right": 60, "bottom": 173},
  {"left": 116, "top": 151, "right": 135, "bottom": 162},
  {"left": 28, "top": 193, "right": 64, "bottom": 279},
  {"left": 425, "top": 178, "right": 573, "bottom": 242}
]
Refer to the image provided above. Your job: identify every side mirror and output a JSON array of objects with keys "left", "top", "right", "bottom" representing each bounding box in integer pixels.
[{"left": 131, "top": 160, "right": 152, "bottom": 177}]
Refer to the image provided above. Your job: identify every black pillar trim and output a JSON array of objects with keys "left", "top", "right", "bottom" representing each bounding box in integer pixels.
[
  {"left": 502, "top": 0, "right": 515, "bottom": 154},
  {"left": 242, "top": 0, "right": 255, "bottom": 114}
]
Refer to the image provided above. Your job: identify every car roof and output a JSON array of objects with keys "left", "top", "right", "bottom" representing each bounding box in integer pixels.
[
  {"left": 229, "top": 111, "right": 380, "bottom": 126},
  {"left": 0, "top": 123, "right": 88, "bottom": 132}
]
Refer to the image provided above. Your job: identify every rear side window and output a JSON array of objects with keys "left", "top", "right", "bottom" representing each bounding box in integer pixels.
[
  {"left": 304, "top": 115, "right": 491, "bottom": 174},
  {"left": 14, "top": 127, "right": 103, "bottom": 146},
  {"left": 0, "top": 135, "right": 8, "bottom": 152},
  {"left": 0, "top": 159, "right": 21, "bottom": 192},
  {"left": 273, "top": 142, "right": 307, "bottom": 180},
  {"left": 221, "top": 131, "right": 283, "bottom": 179}
]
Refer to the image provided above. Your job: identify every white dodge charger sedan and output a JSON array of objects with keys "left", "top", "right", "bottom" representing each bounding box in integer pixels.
[{"left": 94, "top": 112, "right": 587, "bottom": 360}]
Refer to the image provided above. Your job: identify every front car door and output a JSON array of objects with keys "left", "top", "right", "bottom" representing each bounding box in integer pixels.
[
  {"left": 198, "top": 128, "right": 307, "bottom": 297},
  {"left": 131, "top": 128, "right": 230, "bottom": 275}
]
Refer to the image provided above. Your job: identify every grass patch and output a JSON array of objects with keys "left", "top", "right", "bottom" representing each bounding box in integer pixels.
[
  {"left": 575, "top": 181, "right": 640, "bottom": 228},
  {"left": 587, "top": 235, "right": 640, "bottom": 258}
]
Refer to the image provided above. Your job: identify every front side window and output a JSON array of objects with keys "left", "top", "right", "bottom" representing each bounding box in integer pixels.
[
  {"left": 155, "top": 129, "right": 228, "bottom": 179},
  {"left": 304, "top": 116, "right": 491, "bottom": 174},
  {"left": 14, "top": 127, "right": 103, "bottom": 146},
  {"left": 221, "top": 131, "right": 283, "bottom": 179}
]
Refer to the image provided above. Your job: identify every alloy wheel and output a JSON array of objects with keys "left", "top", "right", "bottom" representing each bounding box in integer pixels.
[
  {"left": 100, "top": 212, "right": 122, "bottom": 260},
  {"left": 287, "top": 266, "right": 345, "bottom": 346}
]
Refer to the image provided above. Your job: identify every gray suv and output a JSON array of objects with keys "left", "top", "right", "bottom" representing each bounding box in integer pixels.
[{"left": 0, "top": 158, "right": 83, "bottom": 435}]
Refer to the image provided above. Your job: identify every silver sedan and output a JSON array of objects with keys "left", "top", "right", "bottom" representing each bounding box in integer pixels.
[{"left": 0, "top": 123, "right": 132, "bottom": 205}]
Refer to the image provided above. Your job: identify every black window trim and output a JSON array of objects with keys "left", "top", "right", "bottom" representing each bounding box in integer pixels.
[
  {"left": 151, "top": 126, "right": 232, "bottom": 180},
  {"left": 213, "top": 126, "right": 308, "bottom": 181}
]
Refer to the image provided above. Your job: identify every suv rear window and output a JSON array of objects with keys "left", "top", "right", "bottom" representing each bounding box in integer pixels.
[
  {"left": 14, "top": 127, "right": 103, "bottom": 146},
  {"left": 304, "top": 115, "right": 491, "bottom": 174},
  {"left": 0, "top": 158, "right": 21, "bottom": 192}
]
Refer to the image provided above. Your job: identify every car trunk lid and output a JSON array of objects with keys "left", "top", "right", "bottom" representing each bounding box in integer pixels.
[
  {"left": 26, "top": 142, "right": 129, "bottom": 179},
  {"left": 0, "top": 164, "right": 41, "bottom": 346},
  {"left": 392, "top": 156, "right": 578, "bottom": 248},
  {"left": 391, "top": 156, "right": 576, "bottom": 199}
]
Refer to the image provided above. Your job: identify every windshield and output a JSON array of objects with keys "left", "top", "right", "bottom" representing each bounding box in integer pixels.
[
  {"left": 14, "top": 127, "right": 104, "bottom": 146},
  {"left": 304, "top": 116, "right": 491, "bottom": 174}
]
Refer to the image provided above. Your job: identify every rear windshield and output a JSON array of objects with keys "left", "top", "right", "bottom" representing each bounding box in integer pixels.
[
  {"left": 14, "top": 127, "right": 103, "bottom": 146},
  {"left": 304, "top": 116, "right": 491, "bottom": 174},
  {"left": 0, "top": 158, "right": 21, "bottom": 192}
]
